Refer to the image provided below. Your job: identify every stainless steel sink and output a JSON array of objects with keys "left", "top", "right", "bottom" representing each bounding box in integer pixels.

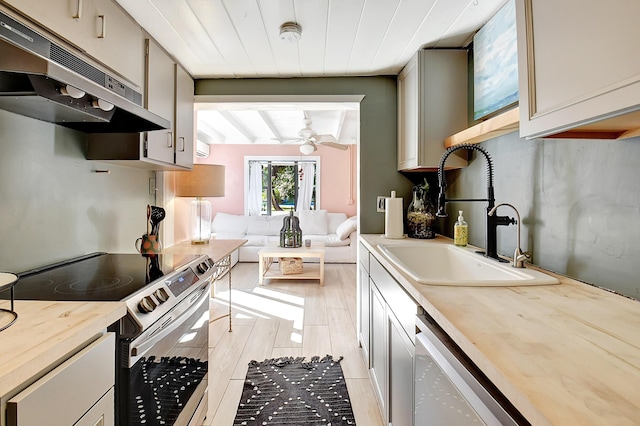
[{"left": 377, "top": 242, "right": 560, "bottom": 286}]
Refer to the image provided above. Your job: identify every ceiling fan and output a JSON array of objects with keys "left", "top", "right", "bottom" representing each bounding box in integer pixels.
[{"left": 278, "top": 115, "right": 349, "bottom": 155}]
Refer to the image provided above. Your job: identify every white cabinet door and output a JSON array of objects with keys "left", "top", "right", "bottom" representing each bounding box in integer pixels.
[
  {"left": 516, "top": 0, "right": 640, "bottom": 138},
  {"left": 4, "top": 0, "right": 143, "bottom": 87},
  {"left": 174, "top": 63, "right": 194, "bottom": 168},
  {"left": 145, "top": 38, "right": 175, "bottom": 165},
  {"left": 397, "top": 49, "right": 468, "bottom": 171}
]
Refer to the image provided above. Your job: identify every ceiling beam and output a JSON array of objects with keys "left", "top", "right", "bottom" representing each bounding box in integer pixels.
[
  {"left": 257, "top": 110, "right": 284, "bottom": 141},
  {"left": 334, "top": 110, "right": 347, "bottom": 141},
  {"left": 218, "top": 111, "right": 255, "bottom": 143}
]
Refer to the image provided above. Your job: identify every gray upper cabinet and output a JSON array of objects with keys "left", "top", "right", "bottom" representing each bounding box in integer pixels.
[
  {"left": 516, "top": 0, "right": 640, "bottom": 139},
  {"left": 146, "top": 38, "right": 176, "bottom": 165},
  {"left": 3, "top": 0, "right": 144, "bottom": 88},
  {"left": 174, "top": 63, "right": 195, "bottom": 168},
  {"left": 87, "top": 38, "right": 194, "bottom": 170},
  {"left": 397, "top": 49, "right": 468, "bottom": 171}
]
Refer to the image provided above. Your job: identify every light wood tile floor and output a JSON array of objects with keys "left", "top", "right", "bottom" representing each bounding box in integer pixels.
[{"left": 202, "top": 262, "right": 384, "bottom": 426}]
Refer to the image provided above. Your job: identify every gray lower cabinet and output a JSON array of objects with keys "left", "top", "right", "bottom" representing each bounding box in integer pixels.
[
  {"left": 370, "top": 283, "right": 387, "bottom": 415},
  {"left": 357, "top": 243, "right": 371, "bottom": 364},
  {"left": 5, "top": 333, "right": 115, "bottom": 426},
  {"left": 362, "top": 249, "right": 418, "bottom": 425}
]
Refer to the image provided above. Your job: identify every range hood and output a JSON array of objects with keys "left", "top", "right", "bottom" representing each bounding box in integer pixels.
[{"left": 0, "top": 10, "right": 169, "bottom": 133}]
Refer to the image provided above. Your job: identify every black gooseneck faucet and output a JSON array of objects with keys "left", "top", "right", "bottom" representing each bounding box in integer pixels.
[{"left": 436, "top": 144, "right": 514, "bottom": 261}]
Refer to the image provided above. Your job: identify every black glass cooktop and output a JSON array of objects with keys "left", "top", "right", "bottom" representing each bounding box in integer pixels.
[{"left": 4, "top": 253, "right": 201, "bottom": 302}]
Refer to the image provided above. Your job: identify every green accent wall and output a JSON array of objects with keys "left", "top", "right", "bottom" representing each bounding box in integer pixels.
[{"left": 195, "top": 77, "right": 414, "bottom": 234}]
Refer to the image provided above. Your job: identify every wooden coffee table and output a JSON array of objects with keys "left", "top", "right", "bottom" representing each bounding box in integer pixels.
[{"left": 258, "top": 243, "right": 325, "bottom": 286}]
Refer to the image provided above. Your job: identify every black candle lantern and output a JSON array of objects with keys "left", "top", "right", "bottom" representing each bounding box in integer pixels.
[{"left": 279, "top": 211, "right": 302, "bottom": 248}]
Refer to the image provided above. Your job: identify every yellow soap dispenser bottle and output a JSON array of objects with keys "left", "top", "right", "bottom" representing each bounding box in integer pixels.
[{"left": 454, "top": 210, "right": 468, "bottom": 247}]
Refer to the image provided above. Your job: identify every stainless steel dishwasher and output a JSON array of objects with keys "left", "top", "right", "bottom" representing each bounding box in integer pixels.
[{"left": 415, "top": 313, "right": 528, "bottom": 425}]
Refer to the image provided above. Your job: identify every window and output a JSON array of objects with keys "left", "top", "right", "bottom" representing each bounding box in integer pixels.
[{"left": 246, "top": 157, "right": 319, "bottom": 216}]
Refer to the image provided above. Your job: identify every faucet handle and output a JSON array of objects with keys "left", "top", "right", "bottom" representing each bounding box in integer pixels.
[{"left": 513, "top": 249, "right": 531, "bottom": 268}]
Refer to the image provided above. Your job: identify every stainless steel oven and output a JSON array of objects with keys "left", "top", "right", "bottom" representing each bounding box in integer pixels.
[
  {"left": 121, "top": 277, "right": 210, "bottom": 425},
  {"left": 8, "top": 252, "right": 218, "bottom": 426}
]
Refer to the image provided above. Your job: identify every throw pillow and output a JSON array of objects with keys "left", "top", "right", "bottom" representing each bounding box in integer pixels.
[
  {"left": 247, "top": 216, "right": 280, "bottom": 236},
  {"left": 336, "top": 216, "right": 357, "bottom": 240},
  {"left": 212, "top": 212, "right": 249, "bottom": 235},
  {"left": 298, "top": 209, "right": 328, "bottom": 235}
]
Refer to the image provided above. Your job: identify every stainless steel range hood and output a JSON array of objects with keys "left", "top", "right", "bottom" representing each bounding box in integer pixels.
[{"left": 0, "top": 10, "right": 169, "bottom": 133}]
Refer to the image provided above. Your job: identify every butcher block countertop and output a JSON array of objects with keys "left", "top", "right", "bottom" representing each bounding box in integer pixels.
[
  {"left": 360, "top": 234, "right": 640, "bottom": 426},
  {"left": 162, "top": 239, "right": 247, "bottom": 262},
  {"left": 0, "top": 300, "right": 126, "bottom": 397}
]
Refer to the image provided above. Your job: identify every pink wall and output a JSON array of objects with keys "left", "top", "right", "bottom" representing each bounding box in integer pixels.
[{"left": 196, "top": 143, "right": 357, "bottom": 216}]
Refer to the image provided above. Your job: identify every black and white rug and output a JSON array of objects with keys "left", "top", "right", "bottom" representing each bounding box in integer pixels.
[{"left": 233, "top": 355, "right": 356, "bottom": 425}]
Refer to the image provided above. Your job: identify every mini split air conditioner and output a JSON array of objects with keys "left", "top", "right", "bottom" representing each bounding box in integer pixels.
[{"left": 196, "top": 140, "right": 210, "bottom": 158}]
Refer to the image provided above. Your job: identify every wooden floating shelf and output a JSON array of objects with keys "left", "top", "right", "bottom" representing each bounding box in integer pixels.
[{"left": 445, "top": 107, "right": 520, "bottom": 147}]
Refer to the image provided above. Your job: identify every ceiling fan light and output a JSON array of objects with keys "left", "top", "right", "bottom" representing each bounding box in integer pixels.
[
  {"left": 299, "top": 143, "right": 315, "bottom": 155},
  {"left": 279, "top": 22, "right": 302, "bottom": 43}
]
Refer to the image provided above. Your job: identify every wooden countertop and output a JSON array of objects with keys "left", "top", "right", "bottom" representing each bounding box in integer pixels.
[
  {"left": 360, "top": 234, "right": 640, "bottom": 426},
  {"left": 162, "top": 239, "right": 247, "bottom": 262},
  {"left": 0, "top": 300, "right": 126, "bottom": 397}
]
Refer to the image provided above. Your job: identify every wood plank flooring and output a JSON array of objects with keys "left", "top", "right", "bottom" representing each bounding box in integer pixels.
[{"left": 202, "top": 262, "right": 383, "bottom": 426}]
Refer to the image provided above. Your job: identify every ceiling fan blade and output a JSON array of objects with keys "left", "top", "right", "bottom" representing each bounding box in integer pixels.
[
  {"left": 313, "top": 134, "right": 337, "bottom": 143},
  {"left": 271, "top": 138, "right": 303, "bottom": 144},
  {"left": 318, "top": 141, "right": 349, "bottom": 150}
]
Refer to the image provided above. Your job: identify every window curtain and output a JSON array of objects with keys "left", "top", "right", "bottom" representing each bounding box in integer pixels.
[
  {"left": 248, "top": 161, "right": 263, "bottom": 216},
  {"left": 296, "top": 163, "right": 315, "bottom": 211}
]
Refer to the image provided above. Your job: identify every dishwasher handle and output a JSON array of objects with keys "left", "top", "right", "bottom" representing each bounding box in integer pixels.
[{"left": 416, "top": 315, "right": 521, "bottom": 426}]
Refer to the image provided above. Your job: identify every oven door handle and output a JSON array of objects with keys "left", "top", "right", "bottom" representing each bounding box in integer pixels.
[{"left": 131, "top": 284, "right": 210, "bottom": 360}]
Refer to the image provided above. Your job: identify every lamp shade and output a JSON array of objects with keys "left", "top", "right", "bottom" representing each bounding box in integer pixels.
[
  {"left": 175, "top": 164, "right": 225, "bottom": 197},
  {"left": 174, "top": 164, "right": 225, "bottom": 244}
]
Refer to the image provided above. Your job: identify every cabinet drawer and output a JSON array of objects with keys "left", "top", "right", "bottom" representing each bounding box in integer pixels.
[
  {"left": 7, "top": 333, "right": 115, "bottom": 426},
  {"left": 370, "top": 256, "right": 417, "bottom": 342}
]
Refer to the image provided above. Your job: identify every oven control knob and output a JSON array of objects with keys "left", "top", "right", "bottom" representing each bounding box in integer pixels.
[
  {"left": 138, "top": 296, "right": 157, "bottom": 313},
  {"left": 154, "top": 288, "right": 169, "bottom": 303},
  {"left": 197, "top": 262, "right": 209, "bottom": 274}
]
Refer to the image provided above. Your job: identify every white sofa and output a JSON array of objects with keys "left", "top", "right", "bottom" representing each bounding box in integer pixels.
[{"left": 212, "top": 210, "right": 357, "bottom": 263}]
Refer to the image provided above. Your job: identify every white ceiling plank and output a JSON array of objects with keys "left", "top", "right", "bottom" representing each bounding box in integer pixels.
[
  {"left": 346, "top": 0, "right": 402, "bottom": 75},
  {"left": 187, "top": 0, "right": 257, "bottom": 78},
  {"left": 293, "top": 0, "right": 329, "bottom": 76},
  {"left": 323, "top": 0, "right": 367, "bottom": 75},
  {"left": 436, "top": 0, "right": 508, "bottom": 47},
  {"left": 223, "top": 0, "right": 280, "bottom": 77},
  {"left": 257, "top": 0, "right": 302, "bottom": 77},
  {"left": 369, "top": 0, "right": 439, "bottom": 73}
]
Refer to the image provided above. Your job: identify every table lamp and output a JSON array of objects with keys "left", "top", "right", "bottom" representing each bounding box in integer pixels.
[{"left": 175, "top": 164, "right": 225, "bottom": 244}]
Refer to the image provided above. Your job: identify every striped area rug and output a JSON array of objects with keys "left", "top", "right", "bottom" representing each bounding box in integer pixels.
[{"left": 233, "top": 355, "right": 356, "bottom": 425}]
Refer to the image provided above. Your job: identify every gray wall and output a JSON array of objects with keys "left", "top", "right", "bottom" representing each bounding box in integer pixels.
[
  {"left": 443, "top": 132, "right": 640, "bottom": 300},
  {"left": 195, "top": 77, "right": 413, "bottom": 234},
  {"left": 0, "top": 110, "right": 155, "bottom": 272}
]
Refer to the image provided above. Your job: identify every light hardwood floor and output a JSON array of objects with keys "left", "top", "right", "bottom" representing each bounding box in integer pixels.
[{"left": 202, "top": 262, "right": 384, "bottom": 426}]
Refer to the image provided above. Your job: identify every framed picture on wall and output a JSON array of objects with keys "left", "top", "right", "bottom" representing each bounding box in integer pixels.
[{"left": 473, "top": 0, "right": 518, "bottom": 121}]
